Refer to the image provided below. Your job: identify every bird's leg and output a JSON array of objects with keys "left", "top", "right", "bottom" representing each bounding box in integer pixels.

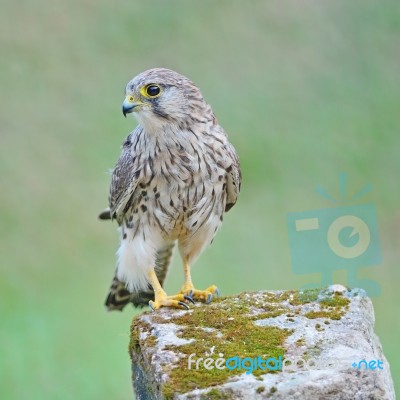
[
  {"left": 179, "top": 258, "right": 220, "bottom": 304},
  {"left": 147, "top": 268, "right": 193, "bottom": 311}
]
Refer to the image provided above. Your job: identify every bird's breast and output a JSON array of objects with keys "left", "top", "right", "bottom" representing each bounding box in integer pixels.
[{"left": 126, "top": 129, "right": 228, "bottom": 237}]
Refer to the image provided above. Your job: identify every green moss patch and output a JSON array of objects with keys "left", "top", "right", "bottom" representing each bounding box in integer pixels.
[
  {"left": 131, "top": 293, "right": 292, "bottom": 398},
  {"left": 129, "top": 288, "right": 352, "bottom": 398},
  {"left": 130, "top": 319, "right": 155, "bottom": 363},
  {"left": 304, "top": 292, "right": 350, "bottom": 321},
  {"left": 161, "top": 297, "right": 291, "bottom": 398},
  {"left": 289, "top": 288, "right": 321, "bottom": 305},
  {"left": 200, "top": 388, "right": 232, "bottom": 400}
]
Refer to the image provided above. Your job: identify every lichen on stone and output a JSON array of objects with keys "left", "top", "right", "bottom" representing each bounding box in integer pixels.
[
  {"left": 159, "top": 294, "right": 292, "bottom": 398},
  {"left": 129, "top": 286, "right": 369, "bottom": 399}
]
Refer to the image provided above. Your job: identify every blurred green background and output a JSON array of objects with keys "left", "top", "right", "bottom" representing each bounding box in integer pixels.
[{"left": 1, "top": 0, "right": 399, "bottom": 398}]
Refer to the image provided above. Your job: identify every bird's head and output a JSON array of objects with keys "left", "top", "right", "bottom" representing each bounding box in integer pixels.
[{"left": 122, "top": 68, "right": 206, "bottom": 131}]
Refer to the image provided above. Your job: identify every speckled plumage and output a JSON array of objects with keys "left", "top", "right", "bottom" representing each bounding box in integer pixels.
[{"left": 103, "top": 68, "right": 241, "bottom": 311}]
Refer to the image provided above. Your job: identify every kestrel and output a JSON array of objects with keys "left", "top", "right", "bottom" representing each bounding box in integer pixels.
[{"left": 100, "top": 68, "right": 241, "bottom": 311}]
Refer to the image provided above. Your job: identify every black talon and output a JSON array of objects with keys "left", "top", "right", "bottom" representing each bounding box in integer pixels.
[
  {"left": 184, "top": 295, "right": 195, "bottom": 304},
  {"left": 188, "top": 290, "right": 194, "bottom": 298},
  {"left": 178, "top": 301, "right": 190, "bottom": 310},
  {"left": 206, "top": 294, "right": 213, "bottom": 304},
  {"left": 149, "top": 301, "right": 155, "bottom": 311}
]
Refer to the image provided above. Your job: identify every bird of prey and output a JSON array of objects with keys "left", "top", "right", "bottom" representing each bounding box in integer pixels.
[{"left": 100, "top": 68, "right": 241, "bottom": 311}]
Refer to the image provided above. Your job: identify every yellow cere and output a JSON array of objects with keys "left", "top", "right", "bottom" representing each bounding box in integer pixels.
[{"left": 125, "top": 95, "right": 136, "bottom": 103}]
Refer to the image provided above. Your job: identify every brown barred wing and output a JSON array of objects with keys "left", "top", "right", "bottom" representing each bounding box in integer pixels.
[
  {"left": 224, "top": 142, "right": 241, "bottom": 212},
  {"left": 109, "top": 129, "right": 142, "bottom": 223}
]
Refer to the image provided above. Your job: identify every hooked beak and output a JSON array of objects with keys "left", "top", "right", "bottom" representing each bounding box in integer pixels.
[{"left": 122, "top": 95, "right": 139, "bottom": 117}]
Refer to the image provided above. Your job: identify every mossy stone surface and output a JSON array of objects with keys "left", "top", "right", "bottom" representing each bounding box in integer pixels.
[{"left": 130, "top": 286, "right": 394, "bottom": 400}]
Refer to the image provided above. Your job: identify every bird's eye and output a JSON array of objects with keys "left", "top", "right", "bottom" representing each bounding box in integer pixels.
[{"left": 145, "top": 85, "right": 161, "bottom": 97}]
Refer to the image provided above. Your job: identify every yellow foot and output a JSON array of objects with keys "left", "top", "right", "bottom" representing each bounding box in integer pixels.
[
  {"left": 180, "top": 284, "right": 220, "bottom": 304},
  {"left": 149, "top": 292, "right": 194, "bottom": 311}
]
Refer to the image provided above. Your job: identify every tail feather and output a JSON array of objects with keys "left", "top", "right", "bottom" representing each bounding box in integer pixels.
[
  {"left": 98, "top": 208, "right": 112, "bottom": 220},
  {"left": 105, "top": 241, "right": 175, "bottom": 311}
]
